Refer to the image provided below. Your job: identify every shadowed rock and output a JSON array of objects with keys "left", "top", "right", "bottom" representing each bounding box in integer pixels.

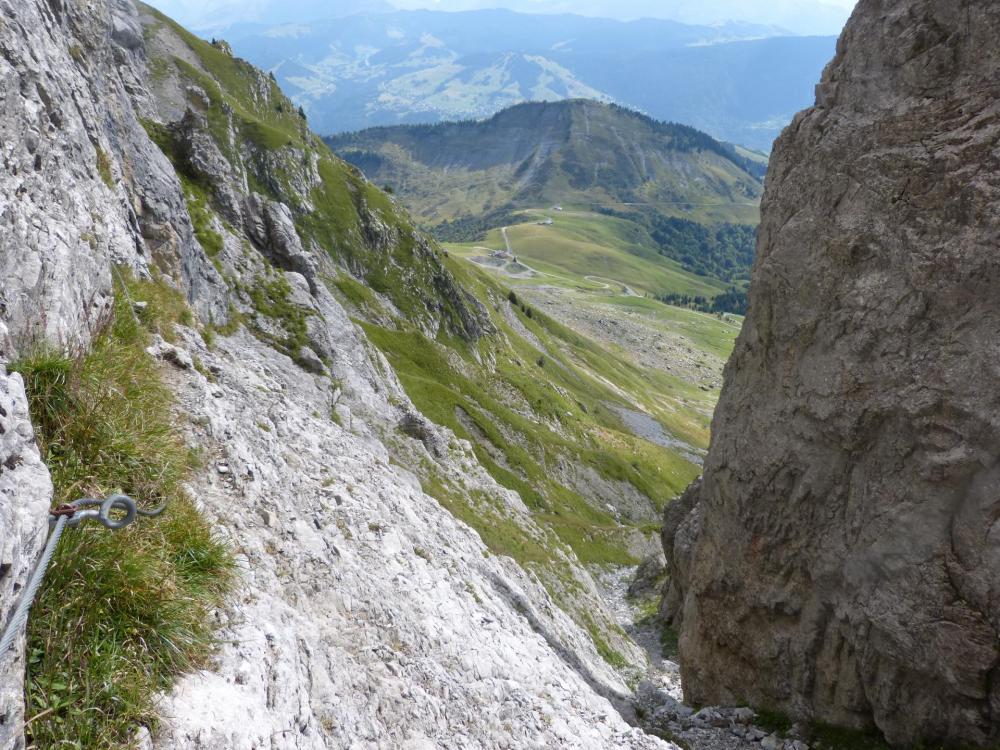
[{"left": 662, "top": 1, "right": 1000, "bottom": 746}]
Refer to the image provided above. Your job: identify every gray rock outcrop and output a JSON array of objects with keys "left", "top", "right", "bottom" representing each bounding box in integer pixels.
[
  {"left": 0, "top": 0, "right": 228, "bottom": 349},
  {"left": 143, "top": 326, "right": 668, "bottom": 750},
  {"left": 0, "top": 370, "right": 53, "bottom": 750},
  {"left": 662, "top": 1, "right": 1000, "bottom": 746}
]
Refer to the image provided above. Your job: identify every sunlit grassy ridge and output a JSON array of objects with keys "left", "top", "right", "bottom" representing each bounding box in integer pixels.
[
  {"left": 12, "top": 275, "right": 232, "bottom": 748},
  {"left": 470, "top": 211, "right": 730, "bottom": 299}
]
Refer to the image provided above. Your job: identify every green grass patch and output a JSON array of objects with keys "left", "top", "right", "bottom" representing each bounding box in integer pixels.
[
  {"left": 326, "top": 272, "right": 382, "bottom": 314},
  {"left": 582, "top": 612, "right": 628, "bottom": 670},
  {"left": 119, "top": 271, "right": 194, "bottom": 344},
  {"left": 483, "top": 214, "right": 728, "bottom": 299},
  {"left": 11, "top": 275, "right": 232, "bottom": 748},
  {"left": 539, "top": 513, "right": 638, "bottom": 566},
  {"left": 421, "top": 477, "right": 554, "bottom": 566},
  {"left": 95, "top": 146, "right": 114, "bottom": 189},
  {"left": 182, "top": 178, "right": 224, "bottom": 258},
  {"left": 246, "top": 273, "right": 312, "bottom": 360},
  {"left": 140, "top": 118, "right": 175, "bottom": 160}
]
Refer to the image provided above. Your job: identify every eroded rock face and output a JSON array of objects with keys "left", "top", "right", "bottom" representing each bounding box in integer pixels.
[
  {"left": 0, "top": 0, "right": 228, "bottom": 349},
  {"left": 143, "top": 327, "right": 668, "bottom": 750},
  {"left": 0, "top": 370, "right": 53, "bottom": 750},
  {"left": 663, "top": 1, "right": 1000, "bottom": 746}
]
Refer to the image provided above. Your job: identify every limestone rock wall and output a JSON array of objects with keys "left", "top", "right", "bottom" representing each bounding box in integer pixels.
[
  {"left": 0, "top": 369, "right": 52, "bottom": 750},
  {"left": 662, "top": 1, "right": 1000, "bottom": 746},
  {"left": 142, "top": 326, "right": 667, "bottom": 750},
  {"left": 0, "top": 0, "right": 227, "bottom": 352}
]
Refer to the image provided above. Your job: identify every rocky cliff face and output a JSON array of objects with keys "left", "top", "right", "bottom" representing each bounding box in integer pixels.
[
  {"left": 662, "top": 1, "right": 1000, "bottom": 746},
  {"left": 0, "top": 1, "right": 671, "bottom": 748},
  {"left": 0, "top": 0, "right": 227, "bottom": 349},
  {"left": 0, "top": 369, "right": 51, "bottom": 749}
]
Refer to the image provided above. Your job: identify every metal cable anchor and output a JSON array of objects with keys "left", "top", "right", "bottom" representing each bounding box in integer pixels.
[{"left": 0, "top": 494, "right": 167, "bottom": 656}]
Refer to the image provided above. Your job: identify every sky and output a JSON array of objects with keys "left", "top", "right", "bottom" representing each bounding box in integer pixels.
[{"left": 150, "top": 0, "right": 859, "bottom": 36}]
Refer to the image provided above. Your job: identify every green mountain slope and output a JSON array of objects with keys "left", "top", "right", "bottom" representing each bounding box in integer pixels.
[
  {"left": 327, "top": 99, "right": 763, "bottom": 229},
  {"left": 327, "top": 100, "right": 763, "bottom": 303}
]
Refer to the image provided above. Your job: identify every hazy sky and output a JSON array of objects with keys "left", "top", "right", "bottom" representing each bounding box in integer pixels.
[{"left": 151, "top": 0, "right": 859, "bottom": 35}]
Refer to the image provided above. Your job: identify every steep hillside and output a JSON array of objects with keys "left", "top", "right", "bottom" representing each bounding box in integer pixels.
[
  {"left": 0, "top": 1, "right": 733, "bottom": 748},
  {"left": 662, "top": 0, "right": 1000, "bottom": 747},
  {"left": 213, "top": 9, "right": 837, "bottom": 150},
  {"left": 138, "top": 5, "right": 488, "bottom": 345}
]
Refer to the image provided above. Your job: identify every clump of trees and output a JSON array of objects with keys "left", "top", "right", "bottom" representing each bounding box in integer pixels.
[
  {"left": 430, "top": 208, "right": 523, "bottom": 243},
  {"left": 658, "top": 287, "right": 748, "bottom": 315},
  {"left": 597, "top": 208, "right": 757, "bottom": 283}
]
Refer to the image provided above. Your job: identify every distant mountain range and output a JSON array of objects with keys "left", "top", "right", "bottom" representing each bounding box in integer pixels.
[
  {"left": 150, "top": 0, "right": 855, "bottom": 37},
  {"left": 147, "top": 0, "right": 393, "bottom": 30},
  {"left": 216, "top": 9, "right": 837, "bottom": 151},
  {"left": 328, "top": 99, "right": 764, "bottom": 285}
]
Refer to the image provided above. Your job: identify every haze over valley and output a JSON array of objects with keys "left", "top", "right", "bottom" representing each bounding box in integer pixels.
[{"left": 150, "top": 1, "right": 842, "bottom": 150}]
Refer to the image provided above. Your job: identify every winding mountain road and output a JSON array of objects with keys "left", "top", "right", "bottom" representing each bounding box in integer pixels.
[{"left": 501, "top": 226, "right": 640, "bottom": 296}]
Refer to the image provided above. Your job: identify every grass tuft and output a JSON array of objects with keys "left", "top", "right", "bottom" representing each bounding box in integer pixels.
[
  {"left": 122, "top": 272, "right": 194, "bottom": 344},
  {"left": 95, "top": 146, "right": 114, "bottom": 189},
  {"left": 247, "top": 273, "right": 312, "bottom": 360},
  {"left": 11, "top": 273, "right": 232, "bottom": 748},
  {"left": 182, "top": 179, "right": 225, "bottom": 258},
  {"left": 754, "top": 709, "right": 794, "bottom": 736}
]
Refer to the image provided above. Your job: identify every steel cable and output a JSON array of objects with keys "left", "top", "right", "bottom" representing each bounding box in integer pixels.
[{"left": 0, "top": 494, "right": 166, "bottom": 656}]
